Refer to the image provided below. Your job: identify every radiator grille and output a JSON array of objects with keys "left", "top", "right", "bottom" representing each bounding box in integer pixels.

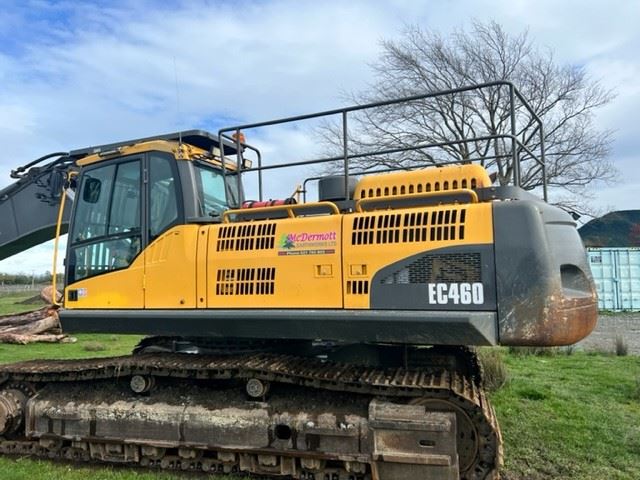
[
  {"left": 215, "top": 267, "right": 276, "bottom": 295},
  {"left": 381, "top": 253, "right": 481, "bottom": 284},
  {"left": 346, "top": 280, "right": 369, "bottom": 295},
  {"left": 216, "top": 223, "right": 276, "bottom": 251},
  {"left": 351, "top": 209, "right": 466, "bottom": 246}
]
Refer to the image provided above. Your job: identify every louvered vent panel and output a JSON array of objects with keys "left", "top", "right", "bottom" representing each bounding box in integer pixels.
[
  {"left": 216, "top": 222, "right": 276, "bottom": 251},
  {"left": 215, "top": 267, "right": 276, "bottom": 296},
  {"left": 381, "top": 253, "right": 481, "bottom": 285},
  {"left": 346, "top": 280, "right": 370, "bottom": 295},
  {"left": 351, "top": 209, "right": 466, "bottom": 246},
  {"left": 358, "top": 176, "right": 480, "bottom": 199}
]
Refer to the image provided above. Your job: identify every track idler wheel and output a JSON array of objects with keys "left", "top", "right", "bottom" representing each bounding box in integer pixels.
[
  {"left": 0, "top": 389, "right": 27, "bottom": 437},
  {"left": 245, "top": 378, "right": 270, "bottom": 399},
  {"left": 409, "top": 395, "right": 500, "bottom": 480}
]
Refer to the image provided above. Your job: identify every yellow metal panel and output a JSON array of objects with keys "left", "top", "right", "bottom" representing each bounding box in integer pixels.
[
  {"left": 315, "top": 264, "right": 333, "bottom": 278},
  {"left": 354, "top": 164, "right": 492, "bottom": 200},
  {"left": 207, "top": 215, "right": 343, "bottom": 308},
  {"left": 144, "top": 225, "right": 199, "bottom": 308},
  {"left": 342, "top": 202, "right": 494, "bottom": 308},
  {"left": 223, "top": 202, "right": 339, "bottom": 223},
  {"left": 196, "top": 226, "right": 209, "bottom": 308},
  {"left": 65, "top": 254, "right": 145, "bottom": 308}
]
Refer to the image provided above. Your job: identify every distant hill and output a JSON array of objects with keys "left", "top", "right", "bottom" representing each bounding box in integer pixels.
[{"left": 579, "top": 210, "right": 640, "bottom": 247}]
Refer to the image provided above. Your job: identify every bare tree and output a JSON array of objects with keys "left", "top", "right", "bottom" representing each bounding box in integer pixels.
[{"left": 321, "top": 21, "right": 616, "bottom": 213}]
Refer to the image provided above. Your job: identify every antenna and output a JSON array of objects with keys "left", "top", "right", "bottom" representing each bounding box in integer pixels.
[{"left": 173, "top": 56, "right": 182, "bottom": 146}]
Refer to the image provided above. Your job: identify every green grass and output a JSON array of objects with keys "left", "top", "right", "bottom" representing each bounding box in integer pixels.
[
  {"left": 0, "top": 333, "right": 142, "bottom": 363},
  {"left": 0, "top": 293, "right": 142, "bottom": 361},
  {"left": 0, "top": 291, "right": 44, "bottom": 315},
  {"left": 0, "top": 458, "right": 203, "bottom": 480},
  {"left": 0, "top": 293, "right": 639, "bottom": 479},
  {"left": 491, "top": 352, "right": 640, "bottom": 480}
]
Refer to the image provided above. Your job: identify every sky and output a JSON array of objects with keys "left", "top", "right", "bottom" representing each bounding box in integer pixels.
[{"left": 0, "top": 0, "right": 638, "bottom": 274}]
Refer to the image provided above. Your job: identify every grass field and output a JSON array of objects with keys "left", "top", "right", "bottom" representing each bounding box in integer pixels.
[
  {"left": 493, "top": 352, "right": 640, "bottom": 480},
  {"left": 0, "top": 292, "right": 639, "bottom": 479},
  {"left": 0, "top": 291, "right": 45, "bottom": 315}
]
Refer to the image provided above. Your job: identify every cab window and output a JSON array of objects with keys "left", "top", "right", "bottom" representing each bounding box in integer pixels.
[
  {"left": 195, "top": 163, "right": 238, "bottom": 216},
  {"left": 149, "top": 153, "right": 179, "bottom": 240},
  {"left": 69, "top": 157, "right": 142, "bottom": 282}
]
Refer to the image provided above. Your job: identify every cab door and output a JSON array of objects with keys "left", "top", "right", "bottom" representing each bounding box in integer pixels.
[{"left": 65, "top": 156, "right": 145, "bottom": 308}]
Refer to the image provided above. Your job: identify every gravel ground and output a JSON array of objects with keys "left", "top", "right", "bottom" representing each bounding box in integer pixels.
[{"left": 577, "top": 312, "right": 640, "bottom": 355}]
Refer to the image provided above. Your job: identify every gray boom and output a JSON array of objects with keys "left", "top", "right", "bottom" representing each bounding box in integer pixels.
[{"left": 0, "top": 156, "right": 73, "bottom": 261}]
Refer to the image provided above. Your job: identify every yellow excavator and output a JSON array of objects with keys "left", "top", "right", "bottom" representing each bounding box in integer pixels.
[{"left": 0, "top": 81, "right": 597, "bottom": 479}]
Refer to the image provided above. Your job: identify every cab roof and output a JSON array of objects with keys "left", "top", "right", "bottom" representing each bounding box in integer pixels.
[{"left": 68, "top": 130, "right": 239, "bottom": 161}]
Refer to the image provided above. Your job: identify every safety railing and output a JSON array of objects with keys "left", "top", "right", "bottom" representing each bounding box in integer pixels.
[{"left": 218, "top": 81, "right": 546, "bottom": 205}]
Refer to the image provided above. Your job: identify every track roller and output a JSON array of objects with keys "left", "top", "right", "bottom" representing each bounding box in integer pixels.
[
  {"left": 130, "top": 375, "right": 155, "bottom": 394},
  {"left": 246, "top": 378, "right": 270, "bottom": 398}
]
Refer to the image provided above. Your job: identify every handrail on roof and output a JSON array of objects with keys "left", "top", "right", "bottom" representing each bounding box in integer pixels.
[{"left": 218, "top": 80, "right": 547, "bottom": 204}]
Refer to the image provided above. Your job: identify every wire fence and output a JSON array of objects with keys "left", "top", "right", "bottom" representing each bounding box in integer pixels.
[{"left": 0, "top": 284, "right": 49, "bottom": 294}]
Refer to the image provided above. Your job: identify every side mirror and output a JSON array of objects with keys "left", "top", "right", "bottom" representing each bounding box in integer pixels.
[
  {"left": 48, "top": 170, "right": 65, "bottom": 199},
  {"left": 82, "top": 177, "right": 102, "bottom": 204}
]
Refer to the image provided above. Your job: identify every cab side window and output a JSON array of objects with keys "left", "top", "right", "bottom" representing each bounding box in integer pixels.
[
  {"left": 71, "top": 164, "right": 115, "bottom": 241},
  {"left": 149, "top": 153, "right": 179, "bottom": 241},
  {"left": 109, "top": 161, "right": 141, "bottom": 236},
  {"left": 69, "top": 158, "right": 142, "bottom": 282}
]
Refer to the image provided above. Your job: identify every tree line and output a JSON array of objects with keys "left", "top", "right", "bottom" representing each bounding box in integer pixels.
[{"left": 0, "top": 272, "right": 63, "bottom": 286}]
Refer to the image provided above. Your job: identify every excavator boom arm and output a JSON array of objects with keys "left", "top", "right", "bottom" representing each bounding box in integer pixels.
[{"left": 0, "top": 154, "right": 75, "bottom": 261}]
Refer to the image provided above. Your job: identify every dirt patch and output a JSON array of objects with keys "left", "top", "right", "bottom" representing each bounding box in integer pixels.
[
  {"left": 577, "top": 312, "right": 640, "bottom": 355},
  {"left": 14, "top": 294, "right": 45, "bottom": 305}
]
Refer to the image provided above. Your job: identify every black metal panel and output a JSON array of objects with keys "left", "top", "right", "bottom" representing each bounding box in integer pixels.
[
  {"left": 493, "top": 200, "right": 556, "bottom": 345},
  {"left": 493, "top": 200, "right": 597, "bottom": 345},
  {"left": 59, "top": 309, "right": 497, "bottom": 346},
  {"left": 0, "top": 169, "right": 71, "bottom": 260},
  {"left": 370, "top": 245, "right": 496, "bottom": 311},
  {"left": 318, "top": 176, "right": 357, "bottom": 201},
  {"left": 68, "top": 130, "right": 239, "bottom": 160}
]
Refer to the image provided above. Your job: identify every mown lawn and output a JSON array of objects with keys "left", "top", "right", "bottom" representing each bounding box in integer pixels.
[
  {"left": 0, "top": 292, "right": 639, "bottom": 479},
  {"left": 493, "top": 352, "right": 640, "bottom": 480},
  {"left": 0, "top": 291, "right": 45, "bottom": 315}
]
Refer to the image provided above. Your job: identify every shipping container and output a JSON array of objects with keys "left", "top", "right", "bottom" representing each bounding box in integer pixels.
[{"left": 588, "top": 247, "right": 640, "bottom": 311}]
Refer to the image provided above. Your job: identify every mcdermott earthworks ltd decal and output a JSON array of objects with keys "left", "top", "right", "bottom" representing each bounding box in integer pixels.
[{"left": 278, "top": 231, "right": 337, "bottom": 256}]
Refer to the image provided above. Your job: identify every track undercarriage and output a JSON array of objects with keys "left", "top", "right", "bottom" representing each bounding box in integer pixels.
[{"left": 0, "top": 342, "right": 501, "bottom": 480}]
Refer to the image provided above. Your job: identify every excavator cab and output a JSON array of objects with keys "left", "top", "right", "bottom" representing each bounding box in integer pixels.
[{"left": 62, "top": 132, "right": 247, "bottom": 310}]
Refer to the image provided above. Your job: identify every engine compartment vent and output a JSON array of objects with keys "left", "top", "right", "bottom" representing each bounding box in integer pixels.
[
  {"left": 381, "top": 252, "right": 481, "bottom": 284},
  {"left": 216, "top": 223, "right": 276, "bottom": 251},
  {"left": 351, "top": 208, "right": 466, "bottom": 246},
  {"left": 354, "top": 164, "right": 492, "bottom": 200},
  {"left": 215, "top": 267, "right": 276, "bottom": 295}
]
